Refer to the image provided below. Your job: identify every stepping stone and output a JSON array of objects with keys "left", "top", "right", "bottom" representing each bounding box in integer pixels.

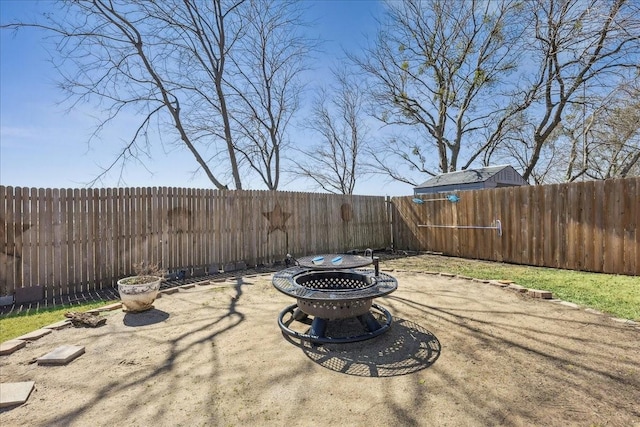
[
  {"left": 508, "top": 284, "right": 527, "bottom": 293},
  {"left": 0, "top": 381, "right": 35, "bottom": 408},
  {"left": 43, "top": 320, "right": 72, "bottom": 330},
  {"left": 611, "top": 318, "right": 637, "bottom": 326},
  {"left": 15, "top": 329, "right": 52, "bottom": 341},
  {"left": 528, "top": 289, "right": 553, "bottom": 299},
  {"left": 86, "top": 302, "right": 122, "bottom": 313},
  {"left": 0, "top": 340, "right": 26, "bottom": 356},
  {"left": 490, "top": 280, "right": 509, "bottom": 287},
  {"left": 37, "top": 345, "right": 85, "bottom": 365},
  {"left": 559, "top": 301, "right": 579, "bottom": 308}
]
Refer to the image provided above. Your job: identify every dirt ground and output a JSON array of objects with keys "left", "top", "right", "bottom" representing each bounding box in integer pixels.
[{"left": 1, "top": 257, "right": 639, "bottom": 427}]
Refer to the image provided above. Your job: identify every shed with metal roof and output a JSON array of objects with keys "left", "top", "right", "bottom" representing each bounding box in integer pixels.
[{"left": 413, "top": 165, "right": 528, "bottom": 195}]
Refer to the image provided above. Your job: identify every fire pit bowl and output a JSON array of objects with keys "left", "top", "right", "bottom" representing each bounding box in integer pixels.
[
  {"left": 294, "top": 270, "right": 376, "bottom": 291},
  {"left": 272, "top": 255, "right": 398, "bottom": 344},
  {"left": 293, "top": 270, "right": 378, "bottom": 319}
]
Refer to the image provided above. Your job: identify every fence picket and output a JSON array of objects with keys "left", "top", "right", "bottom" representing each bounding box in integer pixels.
[
  {"left": 21, "top": 188, "right": 33, "bottom": 288},
  {"left": 632, "top": 178, "right": 640, "bottom": 275},
  {"left": 86, "top": 188, "right": 96, "bottom": 291},
  {"left": 15, "top": 187, "right": 24, "bottom": 290},
  {"left": 58, "top": 189, "right": 69, "bottom": 295},
  {"left": 73, "top": 189, "right": 83, "bottom": 291},
  {"left": 566, "top": 183, "right": 578, "bottom": 270},
  {"left": 581, "top": 181, "right": 595, "bottom": 272}
]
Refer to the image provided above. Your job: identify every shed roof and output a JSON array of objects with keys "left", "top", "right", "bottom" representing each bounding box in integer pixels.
[{"left": 415, "top": 165, "right": 516, "bottom": 189}]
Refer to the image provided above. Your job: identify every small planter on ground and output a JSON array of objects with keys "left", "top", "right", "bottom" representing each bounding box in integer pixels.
[
  {"left": 117, "top": 262, "right": 165, "bottom": 312},
  {"left": 117, "top": 275, "right": 162, "bottom": 312}
]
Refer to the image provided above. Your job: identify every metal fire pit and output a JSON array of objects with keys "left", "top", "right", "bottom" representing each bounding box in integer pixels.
[{"left": 272, "top": 254, "right": 397, "bottom": 344}]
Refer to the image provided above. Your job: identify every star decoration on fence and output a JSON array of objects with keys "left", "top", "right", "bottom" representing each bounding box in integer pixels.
[
  {"left": 262, "top": 203, "right": 291, "bottom": 233},
  {"left": 0, "top": 216, "right": 32, "bottom": 258}
]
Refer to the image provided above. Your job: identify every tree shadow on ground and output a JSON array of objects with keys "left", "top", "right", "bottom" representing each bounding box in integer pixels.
[
  {"left": 42, "top": 277, "right": 250, "bottom": 426},
  {"left": 284, "top": 317, "right": 441, "bottom": 377}
]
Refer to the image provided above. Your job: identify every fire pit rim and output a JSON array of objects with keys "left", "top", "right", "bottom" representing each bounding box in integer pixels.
[
  {"left": 272, "top": 267, "right": 397, "bottom": 301},
  {"left": 293, "top": 269, "right": 378, "bottom": 292}
]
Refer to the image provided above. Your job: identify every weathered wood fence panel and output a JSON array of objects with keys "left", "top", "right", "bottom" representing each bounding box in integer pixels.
[
  {"left": 0, "top": 187, "right": 390, "bottom": 299},
  {"left": 392, "top": 177, "right": 639, "bottom": 275},
  {"left": 2, "top": 177, "right": 636, "bottom": 301}
]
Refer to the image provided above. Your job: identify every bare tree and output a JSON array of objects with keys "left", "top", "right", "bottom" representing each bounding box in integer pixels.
[
  {"left": 292, "top": 67, "right": 369, "bottom": 194},
  {"left": 351, "top": 0, "right": 526, "bottom": 183},
  {"left": 561, "top": 81, "right": 640, "bottom": 181},
  {"left": 143, "top": 0, "right": 245, "bottom": 189},
  {"left": 501, "top": 0, "right": 640, "bottom": 182},
  {"left": 227, "top": 0, "right": 314, "bottom": 190},
  {"left": 350, "top": 0, "right": 639, "bottom": 186},
  {"left": 2, "top": 0, "right": 312, "bottom": 189}
]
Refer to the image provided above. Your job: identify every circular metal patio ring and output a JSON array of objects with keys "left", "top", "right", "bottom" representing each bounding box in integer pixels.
[{"left": 277, "top": 302, "right": 393, "bottom": 344}]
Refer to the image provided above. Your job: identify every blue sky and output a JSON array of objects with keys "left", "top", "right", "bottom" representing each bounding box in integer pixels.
[{"left": 0, "top": 0, "right": 412, "bottom": 196}]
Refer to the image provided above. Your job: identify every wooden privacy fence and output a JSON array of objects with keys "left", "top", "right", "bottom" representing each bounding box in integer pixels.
[
  {"left": 392, "top": 176, "right": 639, "bottom": 275},
  {"left": 2, "top": 177, "right": 637, "bottom": 302},
  {"left": 0, "top": 187, "right": 390, "bottom": 300}
]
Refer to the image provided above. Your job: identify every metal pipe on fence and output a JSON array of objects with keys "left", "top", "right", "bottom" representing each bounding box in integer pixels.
[
  {"left": 418, "top": 220, "right": 502, "bottom": 236},
  {"left": 412, "top": 194, "right": 460, "bottom": 204}
]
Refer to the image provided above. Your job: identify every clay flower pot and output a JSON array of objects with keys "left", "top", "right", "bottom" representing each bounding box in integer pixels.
[{"left": 117, "top": 276, "right": 162, "bottom": 312}]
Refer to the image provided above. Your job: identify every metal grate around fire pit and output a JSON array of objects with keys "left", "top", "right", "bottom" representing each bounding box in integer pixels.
[
  {"left": 272, "top": 261, "right": 398, "bottom": 344},
  {"left": 272, "top": 268, "right": 397, "bottom": 301},
  {"left": 294, "top": 270, "right": 376, "bottom": 291}
]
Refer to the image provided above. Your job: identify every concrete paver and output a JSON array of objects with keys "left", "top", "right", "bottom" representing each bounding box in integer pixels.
[
  {"left": 37, "top": 345, "right": 85, "bottom": 365},
  {"left": 15, "top": 329, "right": 52, "bottom": 341},
  {"left": 0, "top": 340, "right": 26, "bottom": 356},
  {"left": 0, "top": 381, "right": 35, "bottom": 408}
]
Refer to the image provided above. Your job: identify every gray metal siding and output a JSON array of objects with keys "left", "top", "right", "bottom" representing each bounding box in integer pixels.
[
  {"left": 486, "top": 166, "right": 528, "bottom": 186},
  {"left": 414, "top": 182, "right": 486, "bottom": 195}
]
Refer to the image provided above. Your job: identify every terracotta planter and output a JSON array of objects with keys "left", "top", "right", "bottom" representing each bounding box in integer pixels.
[{"left": 117, "top": 276, "right": 162, "bottom": 312}]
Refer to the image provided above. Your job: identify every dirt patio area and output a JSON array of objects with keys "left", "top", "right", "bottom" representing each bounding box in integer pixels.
[{"left": 1, "top": 259, "right": 639, "bottom": 426}]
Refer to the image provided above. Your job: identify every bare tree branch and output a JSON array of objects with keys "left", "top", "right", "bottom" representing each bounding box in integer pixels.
[
  {"left": 290, "top": 67, "right": 369, "bottom": 194},
  {"left": 2, "top": 0, "right": 313, "bottom": 189},
  {"left": 351, "top": 0, "right": 525, "bottom": 183}
]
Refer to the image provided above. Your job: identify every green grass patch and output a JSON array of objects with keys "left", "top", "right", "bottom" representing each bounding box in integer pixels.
[
  {"left": 383, "top": 255, "right": 640, "bottom": 321},
  {"left": 0, "top": 300, "right": 117, "bottom": 343}
]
